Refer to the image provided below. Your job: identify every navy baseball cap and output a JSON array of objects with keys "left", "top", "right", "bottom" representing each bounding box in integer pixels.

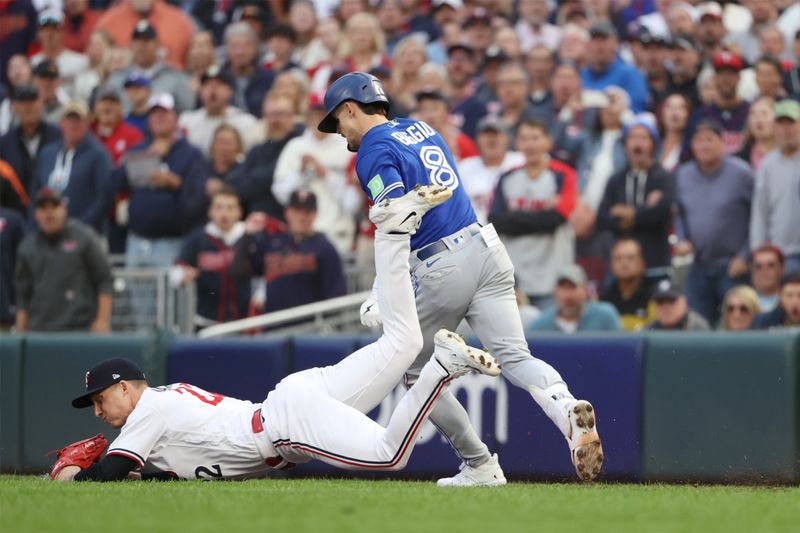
[
  {"left": 289, "top": 189, "right": 317, "bottom": 211},
  {"left": 33, "top": 60, "right": 59, "bottom": 79},
  {"left": 200, "top": 65, "right": 235, "bottom": 87},
  {"left": 72, "top": 358, "right": 147, "bottom": 408},
  {"left": 693, "top": 118, "right": 724, "bottom": 137},
  {"left": 652, "top": 279, "right": 683, "bottom": 301},
  {"left": 124, "top": 73, "right": 151, "bottom": 88},
  {"left": 35, "top": 187, "right": 65, "bottom": 207},
  {"left": 11, "top": 84, "right": 39, "bottom": 101},
  {"left": 132, "top": 20, "right": 157, "bottom": 40}
]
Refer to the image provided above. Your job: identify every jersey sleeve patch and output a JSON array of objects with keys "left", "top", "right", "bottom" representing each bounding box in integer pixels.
[{"left": 367, "top": 174, "right": 385, "bottom": 199}]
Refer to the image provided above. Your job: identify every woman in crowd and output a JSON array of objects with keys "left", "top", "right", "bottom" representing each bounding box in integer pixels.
[
  {"left": 0, "top": 55, "right": 33, "bottom": 134},
  {"left": 271, "top": 68, "right": 311, "bottom": 124},
  {"left": 735, "top": 96, "right": 776, "bottom": 171},
  {"left": 338, "top": 12, "right": 391, "bottom": 73},
  {"left": 186, "top": 31, "right": 218, "bottom": 94},
  {"left": 719, "top": 286, "right": 760, "bottom": 331},
  {"left": 391, "top": 36, "right": 429, "bottom": 111},
  {"left": 658, "top": 93, "right": 691, "bottom": 173},
  {"left": 205, "top": 124, "right": 245, "bottom": 198}
]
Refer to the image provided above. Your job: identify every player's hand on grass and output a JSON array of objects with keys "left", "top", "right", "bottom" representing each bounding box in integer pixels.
[
  {"left": 53, "top": 465, "right": 81, "bottom": 481},
  {"left": 360, "top": 297, "right": 382, "bottom": 328}
]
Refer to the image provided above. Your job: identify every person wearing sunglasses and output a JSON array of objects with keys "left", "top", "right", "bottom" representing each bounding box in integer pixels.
[{"left": 719, "top": 285, "right": 760, "bottom": 331}]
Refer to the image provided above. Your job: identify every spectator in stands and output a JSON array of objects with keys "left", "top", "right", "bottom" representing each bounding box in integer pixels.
[
  {"left": 205, "top": 125, "right": 246, "bottom": 197},
  {"left": 186, "top": 31, "right": 217, "bottom": 94},
  {"left": 726, "top": 0, "right": 778, "bottom": 64},
  {"left": 91, "top": 87, "right": 143, "bottom": 165},
  {"left": 665, "top": 3, "right": 697, "bottom": 38},
  {"left": 658, "top": 93, "right": 691, "bottom": 172},
  {"left": 581, "top": 21, "right": 648, "bottom": 113},
  {"left": 489, "top": 118, "right": 577, "bottom": 309},
  {"left": 751, "top": 273, "right": 800, "bottom": 329},
  {"left": 495, "top": 26, "right": 524, "bottom": 64},
  {"left": 751, "top": 244, "right": 786, "bottom": 313},
  {"left": 15, "top": 188, "right": 112, "bottom": 333},
  {"left": 475, "top": 45, "right": 508, "bottom": 104},
  {"left": 94, "top": 0, "right": 195, "bottom": 70},
  {"left": 516, "top": 0, "right": 562, "bottom": 53},
  {"left": 32, "top": 60, "right": 68, "bottom": 124},
  {"left": 272, "top": 96, "right": 359, "bottom": 256},
  {"left": 719, "top": 285, "right": 760, "bottom": 331},
  {"left": 645, "top": 278, "right": 711, "bottom": 331},
  {"left": 557, "top": 24, "right": 590, "bottom": 69},
  {"left": 601, "top": 238, "right": 656, "bottom": 331},
  {"left": 0, "top": 0, "right": 38, "bottom": 85},
  {"left": 462, "top": 9, "right": 493, "bottom": 61},
  {"left": 31, "top": 9, "right": 88, "bottom": 98},
  {"left": 221, "top": 22, "right": 275, "bottom": 118},
  {"left": 675, "top": 119, "right": 754, "bottom": 325},
  {"left": 178, "top": 66, "right": 260, "bottom": 157},
  {"left": 458, "top": 116, "right": 524, "bottom": 225},
  {"left": 229, "top": 92, "right": 304, "bottom": 219},
  {"left": 735, "top": 96, "right": 776, "bottom": 171},
  {"left": 526, "top": 45, "right": 555, "bottom": 109},
  {"left": 339, "top": 12, "right": 391, "bottom": 73},
  {"left": 62, "top": 0, "right": 103, "bottom": 53},
  {"left": 234, "top": 190, "right": 346, "bottom": 314},
  {"left": 174, "top": 187, "right": 250, "bottom": 329},
  {"left": 757, "top": 25, "right": 787, "bottom": 61},
  {"left": 263, "top": 24, "right": 300, "bottom": 74},
  {"left": 0, "top": 55, "right": 33, "bottom": 135},
  {"left": 415, "top": 90, "right": 478, "bottom": 161},
  {"left": 750, "top": 99, "right": 800, "bottom": 274},
  {"left": 638, "top": 32, "right": 671, "bottom": 111},
  {"left": 446, "top": 44, "right": 488, "bottom": 140},
  {"left": 527, "top": 264, "right": 622, "bottom": 333},
  {"left": 496, "top": 62, "right": 539, "bottom": 143},
  {"left": 106, "top": 22, "right": 194, "bottom": 114},
  {"left": 0, "top": 85, "right": 61, "bottom": 211},
  {"left": 695, "top": 52, "right": 750, "bottom": 155},
  {"left": 754, "top": 56, "right": 787, "bottom": 100},
  {"left": 666, "top": 34, "right": 703, "bottom": 111},
  {"left": 375, "top": 0, "right": 412, "bottom": 54},
  {"left": 548, "top": 61, "right": 595, "bottom": 167},
  {"left": 391, "top": 36, "right": 429, "bottom": 111},
  {"left": 289, "top": 0, "right": 329, "bottom": 70},
  {"left": 116, "top": 93, "right": 209, "bottom": 268},
  {"left": 73, "top": 29, "right": 115, "bottom": 103},
  {"left": 0, "top": 188, "right": 26, "bottom": 329},
  {"left": 31, "top": 101, "right": 113, "bottom": 233},
  {"left": 696, "top": 2, "right": 726, "bottom": 60},
  {"left": 122, "top": 74, "right": 152, "bottom": 136},
  {"left": 597, "top": 116, "right": 675, "bottom": 280},
  {"left": 783, "top": 31, "right": 800, "bottom": 96},
  {"left": 270, "top": 69, "right": 311, "bottom": 122}
]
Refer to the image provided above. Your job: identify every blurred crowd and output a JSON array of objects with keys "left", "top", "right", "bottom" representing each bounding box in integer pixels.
[{"left": 0, "top": 0, "right": 798, "bottom": 334}]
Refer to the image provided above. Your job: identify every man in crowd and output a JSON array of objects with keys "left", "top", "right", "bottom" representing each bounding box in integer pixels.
[
  {"left": 30, "top": 9, "right": 88, "bottom": 98},
  {"left": 581, "top": 21, "right": 648, "bottom": 113},
  {"left": 750, "top": 244, "right": 786, "bottom": 313},
  {"left": 645, "top": 278, "right": 711, "bottom": 331},
  {"left": 229, "top": 92, "right": 304, "bottom": 219},
  {"left": 638, "top": 32, "right": 671, "bottom": 111},
  {"left": 179, "top": 66, "right": 261, "bottom": 157},
  {"left": 234, "top": 190, "right": 346, "bottom": 314},
  {"left": 415, "top": 90, "right": 477, "bottom": 161},
  {"left": 15, "top": 188, "right": 112, "bottom": 333},
  {"left": 751, "top": 273, "right": 800, "bottom": 329},
  {"left": 696, "top": 2, "right": 727, "bottom": 60},
  {"left": 446, "top": 44, "right": 488, "bottom": 140},
  {"left": 597, "top": 117, "right": 675, "bottom": 280},
  {"left": 667, "top": 34, "right": 703, "bottom": 110},
  {"left": 32, "top": 60, "right": 68, "bottom": 124},
  {"left": 458, "top": 116, "right": 524, "bottom": 225},
  {"left": 600, "top": 238, "right": 656, "bottom": 331},
  {"left": 174, "top": 187, "right": 250, "bottom": 329},
  {"left": 527, "top": 264, "right": 622, "bottom": 333},
  {"left": 496, "top": 62, "right": 539, "bottom": 144},
  {"left": 694, "top": 51, "right": 750, "bottom": 155},
  {"left": 123, "top": 74, "right": 153, "bottom": 136},
  {"left": 750, "top": 99, "right": 800, "bottom": 274},
  {"left": 31, "top": 101, "right": 113, "bottom": 233},
  {"left": 106, "top": 21, "right": 194, "bottom": 114},
  {"left": 489, "top": 118, "right": 577, "bottom": 309},
  {"left": 0, "top": 85, "right": 61, "bottom": 213},
  {"left": 675, "top": 119, "right": 754, "bottom": 325},
  {"left": 221, "top": 22, "right": 275, "bottom": 118}
]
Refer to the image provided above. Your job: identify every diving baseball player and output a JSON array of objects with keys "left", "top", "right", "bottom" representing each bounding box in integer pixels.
[
  {"left": 318, "top": 72, "right": 603, "bottom": 485},
  {"left": 49, "top": 186, "right": 502, "bottom": 481}
]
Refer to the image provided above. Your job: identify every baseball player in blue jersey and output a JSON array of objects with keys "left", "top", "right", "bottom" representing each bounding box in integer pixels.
[{"left": 319, "top": 72, "right": 604, "bottom": 485}]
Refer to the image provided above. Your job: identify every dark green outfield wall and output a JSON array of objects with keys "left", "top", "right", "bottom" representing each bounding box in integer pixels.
[{"left": 1, "top": 331, "right": 797, "bottom": 482}]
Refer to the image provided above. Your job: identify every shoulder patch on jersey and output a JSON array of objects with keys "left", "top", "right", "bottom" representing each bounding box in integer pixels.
[{"left": 367, "top": 174, "right": 385, "bottom": 199}]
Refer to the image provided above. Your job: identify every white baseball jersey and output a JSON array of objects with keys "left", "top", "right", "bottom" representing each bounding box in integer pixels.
[{"left": 106, "top": 383, "right": 281, "bottom": 480}]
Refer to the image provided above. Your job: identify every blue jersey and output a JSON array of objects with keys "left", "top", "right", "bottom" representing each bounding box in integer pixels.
[{"left": 355, "top": 118, "right": 477, "bottom": 249}]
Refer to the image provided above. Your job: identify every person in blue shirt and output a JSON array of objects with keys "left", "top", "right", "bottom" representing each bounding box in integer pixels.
[
  {"left": 527, "top": 264, "right": 623, "bottom": 334},
  {"left": 317, "top": 72, "right": 604, "bottom": 486},
  {"left": 581, "top": 21, "right": 649, "bottom": 113}
]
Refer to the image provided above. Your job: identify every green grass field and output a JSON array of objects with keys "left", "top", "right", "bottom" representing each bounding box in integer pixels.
[{"left": 1, "top": 476, "right": 797, "bottom": 533}]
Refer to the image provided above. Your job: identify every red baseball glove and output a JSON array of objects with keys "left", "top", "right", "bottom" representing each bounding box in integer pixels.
[{"left": 46, "top": 434, "right": 109, "bottom": 479}]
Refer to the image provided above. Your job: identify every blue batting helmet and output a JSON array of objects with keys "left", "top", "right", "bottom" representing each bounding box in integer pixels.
[{"left": 317, "top": 72, "right": 390, "bottom": 133}]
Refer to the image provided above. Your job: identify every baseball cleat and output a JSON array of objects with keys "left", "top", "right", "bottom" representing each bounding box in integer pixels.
[
  {"left": 432, "top": 329, "right": 501, "bottom": 378},
  {"left": 437, "top": 453, "right": 507, "bottom": 487},
  {"left": 369, "top": 184, "right": 452, "bottom": 234},
  {"left": 567, "top": 400, "right": 604, "bottom": 481}
]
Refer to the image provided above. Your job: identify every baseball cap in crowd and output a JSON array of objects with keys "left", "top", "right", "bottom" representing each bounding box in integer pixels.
[
  {"left": 124, "top": 72, "right": 151, "bottom": 88},
  {"left": 11, "top": 84, "right": 39, "bottom": 101},
  {"left": 289, "top": 190, "right": 317, "bottom": 211},
  {"left": 463, "top": 8, "right": 491, "bottom": 28},
  {"left": 33, "top": 60, "right": 59, "bottom": 79},
  {"left": 713, "top": 50, "right": 744, "bottom": 72},
  {"left": 416, "top": 90, "right": 448, "bottom": 104},
  {"left": 432, "top": 0, "right": 463, "bottom": 10},
  {"left": 589, "top": 20, "right": 618, "bottom": 38},
  {"left": 624, "top": 114, "right": 660, "bottom": 144},
  {"left": 63, "top": 100, "right": 89, "bottom": 120},
  {"left": 697, "top": 2, "right": 723, "bottom": 20},
  {"left": 652, "top": 279, "right": 683, "bottom": 301},
  {"left": 693, "top": 118, "right": 723, "bottom": 137},
  {"left": 35, "top": 187, "right": 65, "bottom": 207},
  {"left": 476, "top": 115, "right": 509, "bottom": 135},
  {"left": 201, "top": 65, "right": 235, "bottom": 87},
  {"left": 671, "top": 33, "right": 697, "bottom": 51},
  {"left": 38, "top": 9, "right": 64, "bottom": 27},
  {"left": 95, "top": 86, "right": 121, "bottom": 103},
  {"left": 774, "top": 99, "right": 800, "bottom": 122},
  {"left": 483, "top": 45, "right": 509, "bottom": 64},
  {"left": 447, "top": 42, "right": 474, "bottom": 57},
  {"left": 132, "top": 20, "right": 157, "bottom": 40},
  {"left": 72, "top": 358, "right": 147, "bottom": 408},
  {"left": 557, "top": 264, "right": 588, "bottom": 286},
  {"left": 147, "top": 93, "right": 175, "bottom": 112}
]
